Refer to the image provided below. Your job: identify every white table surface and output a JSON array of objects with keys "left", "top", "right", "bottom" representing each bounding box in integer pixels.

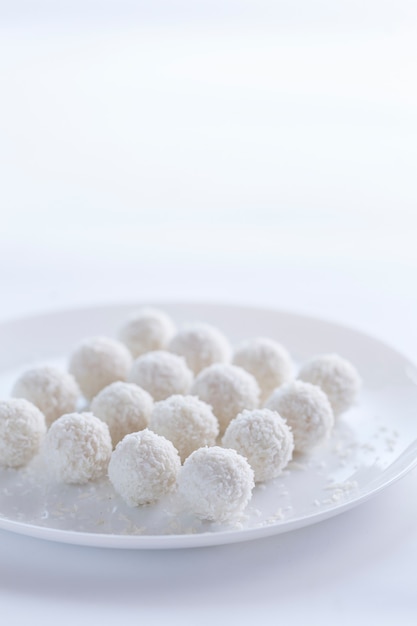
[{"left": 1, "top": 3, "right": 417, "bottom": 624}]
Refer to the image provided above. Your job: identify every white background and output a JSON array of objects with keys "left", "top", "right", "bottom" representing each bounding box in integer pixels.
[{"left": 1, "top": 2, "right": 417, "bottom": 624}]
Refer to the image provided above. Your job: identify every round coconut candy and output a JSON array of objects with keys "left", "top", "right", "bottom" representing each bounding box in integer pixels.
[
  {"left": 44, "top": 412, "right": 112, "bottom": 484},
  {"left": 129, "top": 350, "right": 193, "bottom": 401},
  {"left": 119, "top": 307, "right": 176, "bottom": 358},
  {"left": 298, "top": 353, "right": 361, "bottom": 416},
  {"left": 169, "top": 322, "right": 231, "bottom": 375},
  {"left": 0, "top": 399, "right": 47, "bottom": 468},
  {"left": 11, "top": 365, "right": 80, "bottom": 427},
  {"left": 233, "top": 337, "right": 293, "bottom": 402},
  {"left": 69, "top": 336, "right": 132, "bottom": 401},
  {"left": 90, "top": 381, "right": 153, "bottom": 446},
  {"left": 222, "top": 408, "right": 294, "bottom": 482},
  {"left": 265, "top": 380, "right": 334, "bottom": 454},
  {"left": 177, "top": 446, "right": 254, "bottom": 522},
  {"left": 149, "top": 395, "right": 219, "bottom": 462},
  {"left": 108, "top": 429, "right": 181, "bottom": 506},
  {"left": 191, "top": 363, "right": 260, "bottom": 434}
]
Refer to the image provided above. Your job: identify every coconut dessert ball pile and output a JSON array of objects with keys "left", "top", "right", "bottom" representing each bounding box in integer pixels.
[
  {"left": 1, "top": 304, "right": 363, "bottom": 526},
  {"left": 0, "top": 399, "right": 46, "bottom": 468}
]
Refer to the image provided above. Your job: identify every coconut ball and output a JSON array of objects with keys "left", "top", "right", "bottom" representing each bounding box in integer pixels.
[
  {"left": 169, "top": 322, "right": 231, "bottom": 374},
  {"left": 129, "top": 350, "right": 193, "bottom": 401},
  {"left": 178, "top": 446, "right": 254, "bottom": 522},
  {"left": 191, "top": 363, "right": 260, "bottom": 434},
  {"left": 298, "top": 353, "right": 361, "bottom": 416},
  {"left": 149, "top": 395, "right": 219, "bottom": 462},
  {"left": 108, "top": 429, "right": 181, "bottom": 506},
  {"left": 90, "top": 381, "right": 153, "bottom": 446},
  {"left": 0, "top": 399, "right": 46, "bottom": 468},
  {"left": 11, "top": 365, "right": 80, "bottom": 427},
  {"left": 233, "top": 337, "right": 293, "bottom": 402},
  {"left": 44, "top": 412, "right": 112, "bottom": 484},
  {"left": 119, "top": 307, "right": 176, "bottom": 358},
  {"left": 265, "top": 380, "right": 334, "bottom": 453},
  {"left": 222, "top": 408, "right": 294, "bottom": 482},
  {"left": 69, "top": 336, "right": 133, "bottom": 401}
]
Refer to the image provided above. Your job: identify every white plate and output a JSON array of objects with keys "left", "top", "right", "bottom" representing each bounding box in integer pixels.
[{"left": 0, "top": 302, "right": 417, "bottom": 550}]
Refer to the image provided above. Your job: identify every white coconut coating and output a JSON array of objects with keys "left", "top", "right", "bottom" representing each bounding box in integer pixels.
[
  {"left": 191, "top": 363, "right": 260, "bottom": 434},
  {"left": 11, "top": 365, "right": 80, "bottom": 427},
  {"left": 0, "top": 399, "right": 47, "bottom": 468},
  {"left": 169, "top": 322, "right": 231, "bottom": 374},
  {"left": 178, "top": 446, "right": 254, "bottom": 522},
  {"left": 233, "top": 337, "right": 293, "bottom": 402},
  {"left": 222, "top": 408, "right": 294, "bottom": 482},
  {"left": 265, "top": 381, "right": 334, "bottom": 453},
  {"left": 129, "top": 350, "right": 193, "bottom": 401},
  {"left": 298, "top": 353, "right": 361, "bottom": 415},
  {"left": 108, "top": 429, "right": 181, "bottom": 506},
  {"left": 90, "top": 382, "right": 153, "bottom": 446},
  {"left": 119, "top": 307, "right": 176, "bottom": 358},
  {"left": 69, "top": 336, "right": 133, "bottom": 401},
  {"left": 149, "top": 395, "right": 219, "bottom": 462},
  {"left": 44, "top": 412, "right": 112, "bottom": 484}
]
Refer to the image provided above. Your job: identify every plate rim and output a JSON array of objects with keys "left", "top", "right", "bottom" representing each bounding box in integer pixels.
[{"left": 0, "top": 298, "right": 410, "bottom": 362}]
